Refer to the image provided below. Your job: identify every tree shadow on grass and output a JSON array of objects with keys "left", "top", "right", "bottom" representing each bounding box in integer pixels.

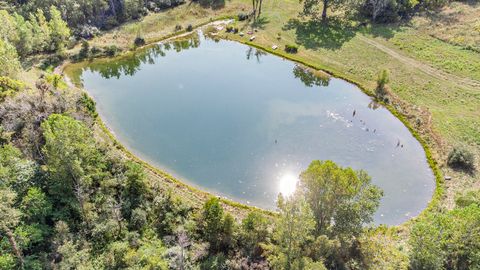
[
  {"left": 361, "top": 23, "right": 404, "bottom": 40},
  {"left": 282, "top": 17, "right": 357, "bottom": 50},
  {"left": 197, "top": 0, "right": 225, "bottom": 10},
  {"left": 252, "top": 16, "right": 270, "bottom": 30}
]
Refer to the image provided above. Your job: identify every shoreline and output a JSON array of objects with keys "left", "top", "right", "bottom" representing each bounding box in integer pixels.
[{"left": 61, "top": 19, "right": 443, "bottom": 227}]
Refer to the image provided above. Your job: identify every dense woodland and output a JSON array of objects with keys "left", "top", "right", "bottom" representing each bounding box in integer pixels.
[{"left": 0, "top": 0, "right": 479, "bottom": 269}]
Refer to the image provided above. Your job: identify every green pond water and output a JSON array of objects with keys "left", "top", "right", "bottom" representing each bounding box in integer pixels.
[{"left": 76, "top": 33, "right": 434, "bottom": 225}]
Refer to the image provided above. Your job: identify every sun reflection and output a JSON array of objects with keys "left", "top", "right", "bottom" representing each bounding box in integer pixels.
[{"left": 278, "top": 173, "right": 299, "bottom": 197}]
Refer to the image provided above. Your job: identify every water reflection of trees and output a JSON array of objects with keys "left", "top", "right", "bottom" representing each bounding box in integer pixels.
[
  {"left": 293, "top": 65, "right": 330, "bottom": 87},
  {"left": 85, "top": 34, "right": 201, "bottom": 79},
  {"left": 246, "top": 47, "right": 267, "bottom": 63}
]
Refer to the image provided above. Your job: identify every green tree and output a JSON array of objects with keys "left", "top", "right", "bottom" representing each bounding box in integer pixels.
[
  {"left": 299, "top": 160, "right": 383, "bottom": 238},
  {"left": 0, "top": 188, "right": 24, "bottom": 268},
  {"left": 13, "top": 13, "right": 34, "bottom": 56},
  {"left": 300, "top": 0, "right": 344, "bottom": 21},
  {"left": 200, "top": 197, "right": 235, "bottom": 253},
  {"left": 409, "top": 204, "right": 480, "bottom": 270},
  {"left": 20, "top": 187, "right": 52, "bottom": 223},
  {"left": 29, "top": 10, "right": 51, "bottom": 52},
  {"left": 240, "top": 210, "right": 269, "bottom": 257},
  {"left": 0, "top": 40, "right": 22, "bottom": 77},
  {"left": 41, "top": 114, "right": 106, "bottom": 224},
  {"left": 48, "top": 6, "right": 70, "bottom": 52},
  {"left": 267, "top": 195, "right": 319, "bottom": 270}
]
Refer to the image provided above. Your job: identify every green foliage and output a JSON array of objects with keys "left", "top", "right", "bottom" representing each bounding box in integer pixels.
[
  {"left": 48, "top": 6, "right": 70, "bottom": 52},
  {"left": 152, "top": 190, "right": 191, "bottom": 235},
  {"left": 285, "top": 44, "right": 299, "bottom": 53},
  {"left": 200, "top": 197, "right": 235, "bottom": 253},
  {"left": 41, "top": 114, "right": 106, "bottom": 222},
  {"left": 78, "top": 92, "right": 98, "bottom": 118},
  {"left": 103, "top": 45, "right": 120, "bottom": 57},
  {"left": 134, "top": 37, "right": 146, "bottom": 47},
  {"left": 299, "top": 160, "right": 383, "bottom": 238},
  {"left": 0, "top": 144, "right": 36, "bottom": 196},
  {"left": 240, "top": 210, "right": 269, "bottom": 257},
  {"left": 409, "top": 204, "right": 480, "bottom": 270},
  {"left": 124, "top": 237, "right": 169, "bottom": 269},
  {"left": 78, "top": 40, "right": 90, "bottom": 60},
  {"left": 0, "top": 7, "right": 69, "bottom": 57},
  {"left": 266, "top": 195, "right": 318, "bottom": 270},
  {"left": 0, "top": 76, "right": 24, "bottom": 101},
  {"left": 237, "top": 12, "right": 249, "bottom": 21},
  {"left": 20, "top": 187, "right": 52, "bottom": 223},
  {"left": 0, "top": 40, "right": 22, "bottom": 78},
  {"left": 0, "top": 254, "right": 16, "bottom": 270},
  {"left": 455, "top": 190, "right": 480, "bottom": 208},
  {"left": 447, "top": 147, "right": 475, "bottom": 172}
]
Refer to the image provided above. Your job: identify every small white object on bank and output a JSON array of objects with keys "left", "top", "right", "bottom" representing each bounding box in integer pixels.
[{"left": 250, "top": 36, "right": 256, "bottom": 41}]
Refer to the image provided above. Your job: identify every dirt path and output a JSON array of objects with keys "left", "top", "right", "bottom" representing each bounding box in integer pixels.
[{"left": 358, "top": 35, "right": 480, "bottom": 91}]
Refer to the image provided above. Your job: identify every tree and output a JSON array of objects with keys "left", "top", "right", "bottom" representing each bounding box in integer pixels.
[
  {"left": 409, "top": 205, "right": 480, "bottom": 270},
  {"left": 0, "top": 40, "right": 22, "bottom": 78},
  {"left": 41, "top": 114, "right": 106, "bottom": 224},
  {"left": 300, "top": 0, "right": 340, "bottom": 21},
  {"left": 267, "top": 195, "right": 320, "bottom": 270},
  {"left": 201, "top": 197, "right": 225, "bottom": 252},
  {"left": 369, "top": 0, "right": 391, "bottom": 22},
  {"left": 0, "top": 188, "right": 24, "bottom": 269},
  {"left": 200, "top": 197, "right": 235, "bottom": 253},
  {"left": 29, "top": 10, "right": 51, "bottom": 52},
  {"left": 20, "top": 187, "right": 52, "bottom": 223},
  {"left": 13, "top": 13, "right": 34, "bottom": 56},
  {"left": 299, "top": 160, "right": 383, "bottom": 238},
  {"left": 48, "top": 6, "right": 70, "bottom": 52},
  {"left": 251, "top": 0, "right": 264, "bottom": 20},
  {"left": 240, "top": 210, "right": 269, "bottom": 257}
]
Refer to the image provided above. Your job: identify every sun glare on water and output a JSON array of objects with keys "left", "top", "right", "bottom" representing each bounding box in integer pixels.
[{"left": 278, "top": 173, "right": 299, "bottom": 197}]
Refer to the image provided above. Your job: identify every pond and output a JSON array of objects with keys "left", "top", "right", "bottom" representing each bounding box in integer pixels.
[{"left": 73, "top": 32, "right": 434, "bottom": 225}]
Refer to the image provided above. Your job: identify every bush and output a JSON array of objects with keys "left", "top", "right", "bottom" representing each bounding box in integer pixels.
[
  {"left": 104, "top": 45, "right": 120, "bottom": 57},
  {"left": 134, "top": 37, "right": 146, "bottom": 47},
  {"left": 90, "top": 46, "right": 102, "bottom": 56},
  {"left": 175, "top": 24, "right": 182, "bottom": 31},
  {"left": 447, "top": 147, "right": 475, "bottom": 171},
  {"left": 238, "top": 13, "right": 249, "bottom": 21},
  {"left": 186, "top": 24, "right": 193, "bottom": 32},
  {"left": 284, "top": 44, "right": 299, "bottom": 53}
]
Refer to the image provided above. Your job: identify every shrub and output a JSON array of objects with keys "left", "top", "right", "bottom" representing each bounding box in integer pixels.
[
  {"left": 447, "top": 147, "right": 475, "bottom": 171},
  {"left": 90, "top": 46, "right": 102, "bottom": 56},
  {"left": 174, "top": 24, "right": 182, "bottom": 31},
  {"left": 186, "top": 24, "right": 193, "bottom": 32},
  {"left": 134, "top": 37, "right": 146, "bottom": 47},
  {"left": 238, "top": 13, "right": 249, "bottom": 21},
  {"left": 79, "top": 92, "right": 98, "bottom": 118},
  {"left": 284, "top": 44, "right": 299, "bottom": 53},
  {"left": 104, "top": 45, "right": 120, "bottom": 57},
  {"left": 226, "top": 25, "right": 234, "bottom": 32}
]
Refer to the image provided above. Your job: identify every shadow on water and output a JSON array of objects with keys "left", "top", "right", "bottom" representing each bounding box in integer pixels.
[
  {"left": 282, "top": 17, "right": 357, "bottom": 50},
  {"left": 87, "top": 34, "right": 201, "bottom": 79}
]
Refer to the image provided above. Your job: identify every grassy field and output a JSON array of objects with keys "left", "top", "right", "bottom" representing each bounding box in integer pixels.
[{"left": 77, "top": 0, "right": 479, "bottom": 212}]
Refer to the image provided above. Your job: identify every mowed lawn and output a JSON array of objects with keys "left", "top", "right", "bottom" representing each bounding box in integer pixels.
[{"left": 84, "top": 0, "right": 480, "bottom": 208}]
